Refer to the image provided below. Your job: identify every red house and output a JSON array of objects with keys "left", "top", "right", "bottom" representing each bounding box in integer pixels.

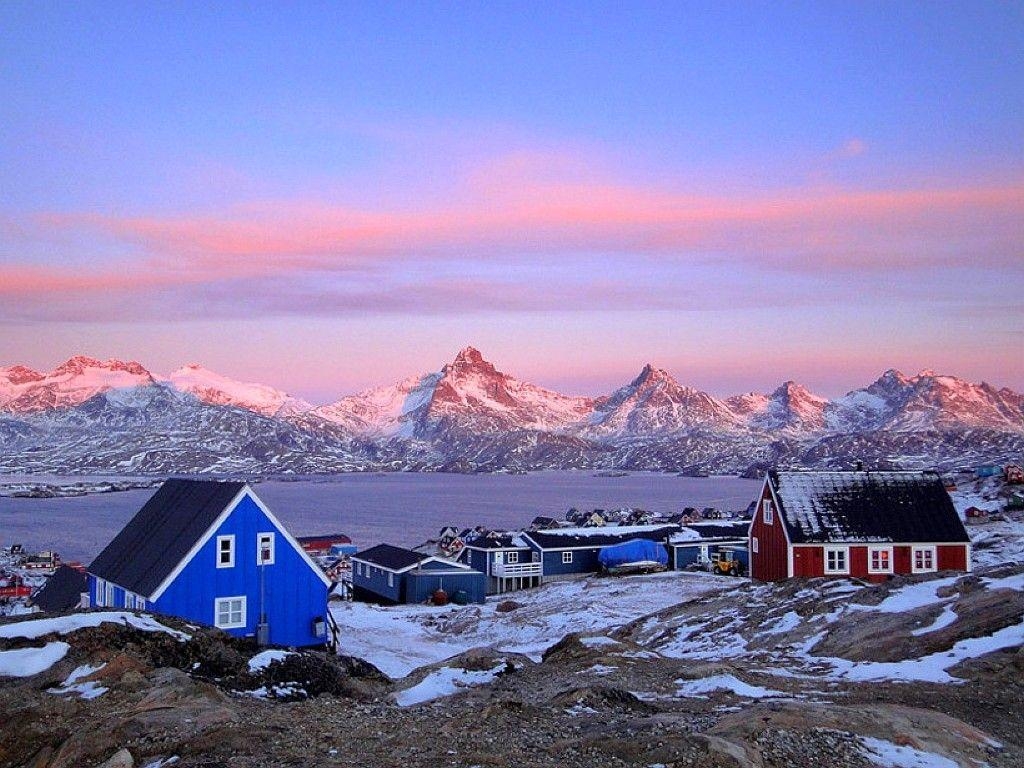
[{"left": 749, "top": 470, "right": 971, "bottom": 582}]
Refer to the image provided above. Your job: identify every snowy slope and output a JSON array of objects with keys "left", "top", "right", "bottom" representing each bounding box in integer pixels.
[{"left": 168, "top": 364, "right": 313, "bottom": 418}]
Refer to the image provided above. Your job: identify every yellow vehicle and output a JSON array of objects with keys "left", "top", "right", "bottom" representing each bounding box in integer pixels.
[{"left": 708, "top": 548, "right": 746, "bottom": 577}]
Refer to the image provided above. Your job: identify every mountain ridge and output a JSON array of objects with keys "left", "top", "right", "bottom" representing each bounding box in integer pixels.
[{"left": 1, "top": 348, "right": 1022, "bottom": 475}]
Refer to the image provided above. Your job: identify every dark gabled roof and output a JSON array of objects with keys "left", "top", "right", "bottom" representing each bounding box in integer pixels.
[
  {"left": 352, "top": 543, "right": 429, "bottom": 571},
  {"left": 88, "top": 478, "right": 246, "bottom": 597},
  {"left": 768, "top": 470, "right": 969, "bottom": 544},
  {"left": 525, "top": 525, "right": 678, "bottom": 550},
  {"left": 31, "top": 565, "right": 87, "bottom": 612}
]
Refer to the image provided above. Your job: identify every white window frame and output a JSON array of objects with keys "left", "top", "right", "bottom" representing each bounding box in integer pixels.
[
  {"left": 214, "top": 596, "right": 246, "bottom": 629},
  {"left": 762, "top": 498, "right": 774, "bottom": 525},
  {"left": 94, "top": 578, "right": 105, "bottom": 607},
  {"left": 868, "top": 546, "right": 893, "bottom": 574},
  {"left": 507, "top": 551, "right": 519, "bottom": 564},
  {"left": 216, "top": 535, "right": 235, "bottom": 568},
  {"left": 257, "top": 532, "right": 275, "bottom": 565},
  {"left": 562, "top": 551, "right": 573, "bottom": 564},
  {"left": 824, "top": 546, "right": 849, "bottom": 575},
  {"left": 105, "top": 582, "right": 114, "bottom": 607},
  {"left": 751, "top": 536, "right": 759, "bottom": 554},
  {"left": 912, "top": 545, "right": 937, "bottom": 574},
  {"left": 387, "top": 572, "right": 394, "bottom": 588}
]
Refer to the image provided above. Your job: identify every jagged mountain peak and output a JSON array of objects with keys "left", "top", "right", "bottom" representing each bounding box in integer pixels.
[
  {"left": 52, "top": 355, "right": 151, "bottom": 378},
  {"left": 443, "top": 346, "right": 500, "bottom": 378},
  {"left": 1, "top": 365, "right": 44, "bottom": 384},
  {"left": 631, "top": 363, "right": 677, "bottom": 388}
]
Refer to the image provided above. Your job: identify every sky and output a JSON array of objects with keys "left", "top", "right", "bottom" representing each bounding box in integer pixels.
[{"left": 1, "top": 2, "right": 1022, "bottom": 403}]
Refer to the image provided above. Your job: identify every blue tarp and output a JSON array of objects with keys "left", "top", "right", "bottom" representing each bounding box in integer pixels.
[{"left": 598, "top": 539, "right": 668, "bottom": 569}]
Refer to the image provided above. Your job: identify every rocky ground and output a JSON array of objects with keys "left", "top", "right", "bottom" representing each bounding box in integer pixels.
[{"left": 1, "top": 555, "right": 1023, "bottom": 768}]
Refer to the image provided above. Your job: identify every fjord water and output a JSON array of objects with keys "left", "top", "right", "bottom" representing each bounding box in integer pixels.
[{"left": 0, "top": 472, "right": 760, "bottom": 562}]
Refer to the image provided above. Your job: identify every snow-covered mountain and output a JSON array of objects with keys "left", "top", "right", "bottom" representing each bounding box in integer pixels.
[
  {"left": 826, "top": 369, "right": 1024, "bottom": 433},
  {"left": 313, "top": 347, "right": 593, "bottom": 438},
  {"left": 728, "top": 381, "right": 829, "bottom": 434},
  {"left": 0, "top": 356, "right": 156, "bottom": 413},
  {"left": 168, "top": 364, "right": 313, "bottom": 418},
  {"left": 1, "top": 350, "right": 1022, "bottom": 475},
  {"left": 586, "top": 364, "right": 741, "bottom": 438}
]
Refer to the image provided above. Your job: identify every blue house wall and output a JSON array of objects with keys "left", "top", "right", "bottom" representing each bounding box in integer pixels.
[
  {"left": 352, "top": 558, "right": 487, "bottom": 605},
  {"left": 351, "top": 561, "right": 403, "bottom": 603},
  {"left": 537, "top": 547, "right": 602, "bottom": 577},
  {"left": 131, "top": 493, "right": 328, "bottom": 647},
  {"left": 406, "top": 569, "right": 486, "bottom": 604}
]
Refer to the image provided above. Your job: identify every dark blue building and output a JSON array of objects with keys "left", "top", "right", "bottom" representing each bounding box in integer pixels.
[
  {"left": 87, "top": 479, "right": 331, "bottom": 647},
  {"left": 668, "top": 522, "right": 750, "bottom": 570},
  {"left": 522, "top": 525, "right": 679, "bottom": 580},
  {"left": 459, "top": 533, "right": 541, "bottom": 594},
  {"left": 351, "top": 544, "right": 486, "bottom": 605}
]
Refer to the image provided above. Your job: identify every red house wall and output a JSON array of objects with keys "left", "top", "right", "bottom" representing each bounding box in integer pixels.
[
  {"left": 790, "top": 543, "right": 969, "bottom": 581},
  {"left": 749, "top": 482, "right": 789, "bottom": 581},
  {"left": 938, "top": 544, "right": 968, "bottom": 571},
  {"left": 792, "top": 546, "right": 821, "bottom": 577}
]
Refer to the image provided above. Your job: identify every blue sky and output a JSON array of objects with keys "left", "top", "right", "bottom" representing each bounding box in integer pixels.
[{"left": 1, "top": 2, "right": 1022, "bottom": 401}]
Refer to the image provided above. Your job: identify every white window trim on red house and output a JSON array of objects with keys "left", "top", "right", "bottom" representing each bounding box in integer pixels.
[
  {"left": 868, "top": 545, "right": 894, "bottom": 574},
  {"left": 824, "top": 546, "right": 849, "bottom": 575},
  {"left": 762, "top": 498, "right": 774, "bottom": 525},
  {"left": 912, "top": 545, "right": 938, "bottom": 574}
]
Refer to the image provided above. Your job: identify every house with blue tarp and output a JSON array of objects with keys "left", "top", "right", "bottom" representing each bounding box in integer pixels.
[
  {"left": 459, "top": 532, "right": 541, "bottom": 594},
  {"left": 351, "top": 544, "right": 486, "bottom": 604},
  {"left": 521, "top": 525, "right": 678, "bottom": 580},
  {"left": 87, "top": 478, "right": 332, "bottom": 647},
  {"left": 668, "top": 521, "right": 750, "bottom": 571}
]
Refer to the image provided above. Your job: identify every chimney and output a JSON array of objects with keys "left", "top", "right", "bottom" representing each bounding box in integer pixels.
[{"left": 855, "top": 460, "right": 864, "bottom": 472}]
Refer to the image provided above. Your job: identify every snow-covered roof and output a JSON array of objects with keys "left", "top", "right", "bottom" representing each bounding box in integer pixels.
[{"left": 768, "top": 471, "right": 969, "bottom": 544}]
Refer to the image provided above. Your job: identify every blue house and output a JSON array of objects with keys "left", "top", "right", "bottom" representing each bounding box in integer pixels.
[
  {"left": 668, "top": 521, "right": 750, "bottom": 570},
  {"left": 351, "top": 544, "right": 486, "bottom": 605},
  {"left": 459, "top": 533, "right": 542, "bottom": 594},
  {"left": 87, "top": 479, "right": 331, "bottom": 648},
  {"left": 521, "top": 525, "right": 679, "bottom": 580}
]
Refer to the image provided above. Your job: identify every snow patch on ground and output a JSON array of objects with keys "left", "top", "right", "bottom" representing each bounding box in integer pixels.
[
  {"left": 248, "top": 649, "right": 295, "bottom": 672},
  {"left": 48, "top": 663, "right": 108, "bottom": 699},
  {"left": 675, "top": 674, "right": 785, "bottom": 699},
  {"left": 859, "top": 736, "right": 958, "bottom": 768},
  {"left": 0, "top": 612, "right": 190, "bottom": 641},
  {"left": 0, "top": 642, "right": 69, "bottom": 677},
  {"left": 910, "top": 604, "right": 959, "bottom": 637},
  {"left": 394, "top": 663, "right": 506, "bottom": 707}
]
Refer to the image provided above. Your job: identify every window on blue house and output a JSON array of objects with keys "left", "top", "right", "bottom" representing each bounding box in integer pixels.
[
  {"left": 507, "top": 552, "right": 519, "bottom": 564},
  {"left": 387, "top": 572, "right": 394, "bottom": 587},
  {"left": 215, "top": 596, "right": 246, "bottom": 629},
  {"left": 562, "top": 551, "right": 573, "bottom": 564},
  {"left": 217, "top": 535, "right": 235, "bottom": 568},
  {"left": 257, "top": 532, "right": 275, "bottom": 565}
]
